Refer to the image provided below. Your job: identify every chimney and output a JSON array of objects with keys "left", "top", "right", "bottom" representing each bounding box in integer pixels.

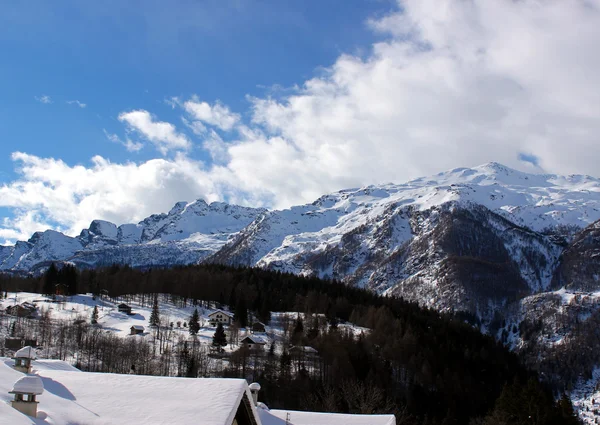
[
  {"left": 9, "top": 375, "right": 44, "bottom": 417},
  {"left": 13, "top": 346, "right": 35, "bottom": 373},
  {"left": 249, "top": 382, "right": 261, "bottom": 405}
]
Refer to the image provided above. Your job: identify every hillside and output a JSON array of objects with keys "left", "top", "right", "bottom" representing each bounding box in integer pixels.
[{"left": 0, "top": 264, "right": 579, "bottom": 425}]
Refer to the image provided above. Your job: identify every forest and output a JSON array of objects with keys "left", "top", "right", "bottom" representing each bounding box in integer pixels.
[{"left": 0, "top": 264, "right": 581, "bottom": 425}]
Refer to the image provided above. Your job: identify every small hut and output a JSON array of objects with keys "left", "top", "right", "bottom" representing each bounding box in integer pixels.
[
  {"left": 251, "top": 322, "right": 266, "bottom": 333},
  {"left": 9, "top": 375, "right": 44, "bottom": 417},
  {"left": 13, "top": 346, "right": 36, "bottom": 373},
  {"left": 118, "top": 304, "right": 133, "bottom": 315},
  {"left": 240, "top": 335, "right": 267, "bottom": 350},
  {"left": 130, "top": 325, "right": 144, "bottom": 335}
]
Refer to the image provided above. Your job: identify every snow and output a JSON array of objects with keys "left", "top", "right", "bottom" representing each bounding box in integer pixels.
[
  {"left": 0, "top": 359, "right": 261, "bottom": 425},
  {"left": 0, "top": 401, "right": 36, "bottom": 425},
  {"left": 5, "top": 162, "right": 599, "bottom": 274},
  {"left": 571, "top": 367, "right": 600, "bottom": 424},
  {"left": 11, "top": 376, "right": 44, "bottom": 395},
  {"left": 1, "top": 199, "right": 264, "bottom": 272},
  {"left": 15, "top": 346, "right": 36, "bottom": 359},
  {"left": 259, "top": 408, "right": 396, "bottom": 425}
]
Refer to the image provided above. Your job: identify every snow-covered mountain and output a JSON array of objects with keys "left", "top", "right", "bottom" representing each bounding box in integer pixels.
[
  {"left": 209, "top": 162, "right": 600, "bottom": 314},
  {"left": 0, "top": 200, "right": 265, "bottom": 272},
  {"left": 3, "top": 162, "right": 600, "bottom": 315}
]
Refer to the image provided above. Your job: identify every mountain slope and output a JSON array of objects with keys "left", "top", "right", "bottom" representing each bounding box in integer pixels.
[
  {"left": 209, "top": 163, "right": 600, "bottom": 313},
  {"left": 0, "top": 200, "right": 265, "bottom": 272},
  {"left": 3, "top": 162, "right": 600, "bottom": 313}
]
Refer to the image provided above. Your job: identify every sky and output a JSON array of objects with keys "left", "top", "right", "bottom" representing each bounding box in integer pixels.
[{"left": 1, "top": 0, "right": 600, "bottom": 244}]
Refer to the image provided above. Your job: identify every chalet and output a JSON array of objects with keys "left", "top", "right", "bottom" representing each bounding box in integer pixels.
[
  {"left": 240, "top": 335, "right": 267, "bottom": 350},
  {"left": 130, "top": 325, "right": 144, "bottom": 335},
  {"left": 208, "top": 309, "right": 234, "bottom": 326},
  {"left": 6, "top": 302, "right": 37, "bottom": 318},
  {"left": 251, "top": 322, "right": 266, "bottom": 333},
  {"left": 118, "top": 303, "right": 133, "bottom": 315}
]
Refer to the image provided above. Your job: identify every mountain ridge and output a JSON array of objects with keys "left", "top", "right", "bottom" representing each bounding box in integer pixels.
[{"left": 2, "top": 162, "right": 600, "bottom": 317}]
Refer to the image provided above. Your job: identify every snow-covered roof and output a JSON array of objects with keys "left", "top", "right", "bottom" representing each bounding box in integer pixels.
[
  {"left": 130, "top": 325, "right": 144, "bottom": 330},
  {"left": 259, "top": 409, "right": 396, "bottom": 425},
  {"left": 14, "top": 346, "right": 36, "bottom": 359},
  {"left": 290, "top": 346, "right": 318, "bottom": 354},
  {"left": 242, "top": 335, "right": 267, "bottom": 344},
  {"left": 10, "top": 375, "right": 44, "bottom": 395},
  {"left": 0, "top": 360, "right": 260, "bottom": 425},
  {"left": 208, "top": 309, "right": 234, "bottom": 318},
  {"left": 0, "top": 401, "right": 36, "bottom": 425}
]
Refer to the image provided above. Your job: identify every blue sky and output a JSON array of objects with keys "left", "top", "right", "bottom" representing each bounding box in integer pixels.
[
  {"left": 0, "top": 0, "right": 390, "bottom": 180},
  {"left": 2, "top": 0, "right": 600, "bottom": 243}
]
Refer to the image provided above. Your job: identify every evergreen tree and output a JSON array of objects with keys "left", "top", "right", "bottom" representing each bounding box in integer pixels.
[
  {"left": 189, "top": 308, "right": 200, "bottom": 335},
  {"left": 292, "top": 316, "right": 305, "bottom": 345},
  {"left": 60, "top": 264, "right": 78, "bottom": 295},
  {"left": 43, "top": 263, "right": 59, "bottom": 296},
  {"left": 212, "top": 323, "right": 228, "bottom": 351},
  {"left": 557, "top": 393, "right": 581, "bottom": 425},
  {"left": 149, "top": 295, "right": 160, "bottom": 327},
  {"left": 258, "top": 296, "right": 272, "bottom": 325},
  {"left": 234, "top": 296, "right": 248, "bottom": 328},
  {"left": 91, "top": 305, "right": 99, "bottom": 325}
]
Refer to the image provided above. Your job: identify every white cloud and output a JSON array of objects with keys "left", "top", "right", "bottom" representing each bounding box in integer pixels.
[
  {"left": 118, "top": 110, "right": 191, "bottom": 155},
  {"left": 183, "top": 97, "right": 240, "bottom": 131},
  {"left": 0, "top": 152, "right": 222, "bottom": 238},
  {"left": 67, "top": 100, "right": 87, "bottom": 108},
  {"left": 103, "top": 129, "right": 144, "bottom": 152},
  {"left": 4, "top": 0, "right": 600, "bottom": 242},
  {"left": 35, "top": 95, "right": 52, "bottom": 104}
]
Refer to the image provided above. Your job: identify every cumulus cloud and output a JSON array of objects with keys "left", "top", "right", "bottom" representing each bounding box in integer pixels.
[
  {"left": 67, "top": 100, "right": 87, "bottom": 108},
  {"left": 183, "top": 97, "right": 240, "bottom": 131},
  {"left": 4, "top": 0, "right": 600, "bottom": 242},
  {"left": 0, "top": 152, "right": 223, "bottom": 238},
  {"left": 118, "top": 110, "right": 191, "bottom": 155},
  {"left": 35, "top": 95, "right": 52, "bottom": 104}
]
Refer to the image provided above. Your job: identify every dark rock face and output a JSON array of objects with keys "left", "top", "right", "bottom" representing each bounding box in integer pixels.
[{"left": 551, "top": 221, "right": 600, "bottom": 292}]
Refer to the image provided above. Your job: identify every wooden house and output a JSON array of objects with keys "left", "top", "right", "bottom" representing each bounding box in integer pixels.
[
  {"left": 208, "top": 309, "right": 234, "bottom": 326},
  {"left": 251, "top": 322, "right": 266, "bottom": 333},
  {"left": 240, "top": 335, "right": 267, "bottom": 350},
  {"left": 130, "top": 325, "right": 144, "bottom": 335},
  {"left": 118, "top": 304, "right": 133, "bottom": 315}
]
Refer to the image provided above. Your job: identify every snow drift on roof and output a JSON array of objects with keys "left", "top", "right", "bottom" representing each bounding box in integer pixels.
[
  {"left": 14, "top": 346, "right": 35, "bottom": 359},
  {"left": 11, "top": 375, "right": 44, "bottom": 395}
]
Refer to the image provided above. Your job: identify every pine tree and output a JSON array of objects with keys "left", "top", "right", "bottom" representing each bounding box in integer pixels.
[
  {"left": 212, "top": 323, "right": 228, "bottom": 351},
  {"left": 149, "top": 295, "right": 160, "bottom": 327},
  {"left": 234, "top": 296, "right": 248, "bottom": 328},
  {"left": 43, "top": 263, "right": 59, "bottom": 296},
  {"left": 91, "top": 305, "right": 99, "bottom": 325},
  {"left": 60, "top": 264, "right": 79, "bottom": 295},
  {"left": 189, "top": 308, "right": 200, "bottom": 335},
  {"left": 292, "top": 316, "right": 304, "bottom": 345}
]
